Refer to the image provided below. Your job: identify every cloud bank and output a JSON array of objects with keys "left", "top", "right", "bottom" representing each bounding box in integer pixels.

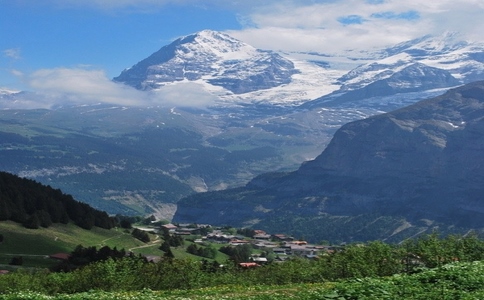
[
  {"left": 228, "top": 0, "right": 484, "bottom": 54},
  {"left": 4, "top": 68, "right": 218, "bottom": 109}
]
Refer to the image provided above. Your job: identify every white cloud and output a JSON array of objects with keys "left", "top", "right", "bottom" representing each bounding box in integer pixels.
[
  {"left": 23, "top": 67, "right": 217, "bottom": 108},
  {"left": 227, "top": 0, "right": 484, "bottom": 54},
  {"left": 10, "top": 69, "right": 24, "bottom": 77},
  {"left": 153, "top": 82, "right": 219, "bottom": 107},
  {"left": 27, "top": 68, "right": 147, "bottom": 106},
  {"left": 3, "top": 48, "right": 22, "bottom": 60}
]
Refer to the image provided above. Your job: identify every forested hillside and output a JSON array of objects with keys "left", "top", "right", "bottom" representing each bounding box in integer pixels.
[{"left": 0, "top": 171, "right": 116, "bottom": 230}]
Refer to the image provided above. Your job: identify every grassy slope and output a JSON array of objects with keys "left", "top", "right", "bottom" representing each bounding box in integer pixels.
[
  {"left": 0, "top": 221, "right": 230, "bottom": 268},
  {"left": 0, "top": 221, "right": 162, "bottom": 267}
]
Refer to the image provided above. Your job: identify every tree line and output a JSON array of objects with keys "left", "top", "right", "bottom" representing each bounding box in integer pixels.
[{"left": 0, "top": 171, "right": 117, "bottom": 230}]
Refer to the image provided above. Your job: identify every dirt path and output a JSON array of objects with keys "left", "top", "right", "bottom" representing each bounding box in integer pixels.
[
  {"left": 128, "top": 236, "right": 160, "bottom": 251},
  {"left": 98, "top": 233, "right": 125, "bottom": 246}
]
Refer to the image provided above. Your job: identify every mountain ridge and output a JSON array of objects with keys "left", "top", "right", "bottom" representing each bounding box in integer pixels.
[
  {"left": 173, "top": 81, "right": 484, "bottom": 242},
  {"left": 113, "top": 30, "right": 300, "bottom": 95},
  {"left": 110, "top": 30, "right": 484, "bottom": 109},
  {"left": 2, "top": 30, "right": 484, "bottom": 223}
]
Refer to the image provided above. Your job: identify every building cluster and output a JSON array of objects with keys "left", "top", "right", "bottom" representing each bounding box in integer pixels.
[{"left": 161, "top": 223, "right": 337, "bottom": 262}]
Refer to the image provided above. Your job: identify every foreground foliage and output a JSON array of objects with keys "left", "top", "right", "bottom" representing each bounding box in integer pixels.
[
  {"left": 3, "top": 261, "right": 484, "bottom": 299},
  {"left": 2, "top": 233, "right": 484, "bottom": 299}
]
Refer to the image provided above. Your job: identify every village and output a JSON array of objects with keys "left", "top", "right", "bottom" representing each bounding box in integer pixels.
[{"left": 158, "top": 222, "right": 338, "bottom": 266}]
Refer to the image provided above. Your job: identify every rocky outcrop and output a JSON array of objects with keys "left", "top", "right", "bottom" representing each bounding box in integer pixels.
[{"left": 292, "top": 81, "right": 484, "bottom": 224}]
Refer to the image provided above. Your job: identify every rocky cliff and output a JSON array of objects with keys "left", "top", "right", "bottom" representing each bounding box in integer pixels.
[{"left": 174, "top": 81, "right": 484, "bottom": 242}]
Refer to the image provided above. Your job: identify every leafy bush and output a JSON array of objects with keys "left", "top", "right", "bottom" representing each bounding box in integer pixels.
[{"left": 131, "top": 228, "right": 150, "bottom": 243}]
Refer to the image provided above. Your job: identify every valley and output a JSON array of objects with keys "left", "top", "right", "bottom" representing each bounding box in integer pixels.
[
  {"left": 4, "top": 2, "right": 484, "bottom": 299},
  {"left": 1, "top": 30, "right": 484, "bottom": 241}
]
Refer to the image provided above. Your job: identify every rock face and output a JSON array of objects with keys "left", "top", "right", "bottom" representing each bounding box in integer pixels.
[
  {"left": 328, "top": 63, "right": 460, "bottom": 105},
  {"left": 113, "top": 30, "right": 299, "bottom": 94},
  {"left": 293, "top": 80, "right": 484, "bottom": 224},
  {"left": 174, "top": 81, "right": 484, "bottom": 241}
]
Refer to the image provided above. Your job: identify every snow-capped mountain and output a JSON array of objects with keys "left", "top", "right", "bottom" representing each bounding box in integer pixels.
[
  {"left": 114, "top": 30, "right": 343, "bottom": 106},
  {"left": 114, "top": 30, "right": 298, "bottom": 94},
  {"left": 114, "top": 29, "right": 300, "bottom": 93},
  {"left": 301, "top": 32, "right": 484, "bottom": 108},
  {"left": 0, "top": 89, "right": 33, "bottom": 109},
  {"left": 113, "top": 30, "right": 484, "bottom": 108},
  {"left": 335, "top": 32, "right": 484, "bottom": 93},
  {"left": 3, "top": 30, "right": 484, "bottom": 221}
]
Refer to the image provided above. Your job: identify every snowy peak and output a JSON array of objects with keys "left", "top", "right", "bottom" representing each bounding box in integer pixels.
[
  {"left": 384, "top": 32, "right": 469, "bottom": 57},
  {"left": 335, "top": 32, "right": 484, "bottom": 93},
  {"left": 113, "top": 30, "right": 299, "bottom": 95},
  {"left": 408, "top": 31, "right": 469, "bottom": 54},
  {"left": 176, "top": 30, "right": 259, "bottom": 60}
]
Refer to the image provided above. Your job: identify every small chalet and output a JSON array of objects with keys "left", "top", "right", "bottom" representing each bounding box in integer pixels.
[
  {"left": 290, "top": 245, "right": 319, "bottom": 257},
  {"left": 239, "top": 262, "right": 260, "bottom": 268},
  {"left": 206, "top": 233, "right": 234, "bottom": 243},
  {"left": 143, "top": 255, "right": 161, "bottom": 263},
  {"left": 273, "top": 248, "right": 288, "bottom": 255},
  {"left": 252, "top": 240, "right": 278, "bottom": 250},
  {"left": 253, "top": 233, "right": 272, "bottom": 240},
  {"left": 253, "top": 230, "right": 266, "bottom": 234},
  {"left": 291, "top": 240, "right": 308, "bottom": 246},
  {"left": 272, "top": 234, "right": 294, "bottom": 242},
  {"left": 230, "top": 239, "right": 250, "bottom": 246},
  {"left": 49, "top": 253, "right": 71, "bottom": 261},
  {"left": 251, "top": 257, "right": 268, "bottom": 264},
  {"left": 162, "top": 224, "right": 178, "bottom": 232}
]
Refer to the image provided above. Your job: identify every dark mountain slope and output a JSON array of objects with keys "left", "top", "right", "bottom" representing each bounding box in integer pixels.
[
  {"left": 0, "top": 171, "right": 116, "bottom": 230},
  {"left": 174, "top": 81, "right": 484, "bottom": 242}
]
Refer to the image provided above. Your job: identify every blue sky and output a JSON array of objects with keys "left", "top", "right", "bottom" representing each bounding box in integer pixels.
[
  {"left": 1, "top": 0, "right": 483, "bottom": 105},
  {"left": 1, "top": 1, "right": 242, "bottom": 89}
]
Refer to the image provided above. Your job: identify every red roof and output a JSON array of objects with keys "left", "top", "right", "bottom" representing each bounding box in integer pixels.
[
  {"left": 230, "top": 239, "right": 250, "bottom": 244},
  {"left": 162, "top": 224, "right": 178, "bottom": 229},
  {"left": 239, "top": 262, "right": 260, "bottom": 268},
  {"left": 49, "top": 253, "right": 71, "bottom": 260}
]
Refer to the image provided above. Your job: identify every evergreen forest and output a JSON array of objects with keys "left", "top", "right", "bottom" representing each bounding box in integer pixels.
[{"left": 0, "top": 171, "right": 117, "bottom": 230}]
